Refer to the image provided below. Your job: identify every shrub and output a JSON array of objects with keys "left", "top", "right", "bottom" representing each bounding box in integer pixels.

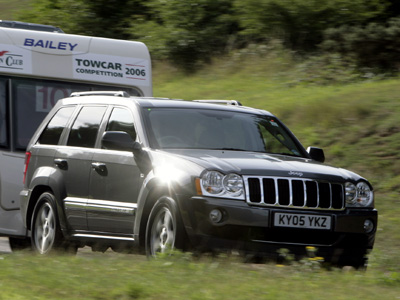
[
  {"left": 290, "top": 53, "right": 360, "bottom": 85},
  {"left": 321, "top": 17, "right": 400, "bottom": 71},
  {"left": 233, "top": 0, "right": 388, "bottom": 51},
  {"left": 129, "top": 0, "right": 238, "bottom": 72}
]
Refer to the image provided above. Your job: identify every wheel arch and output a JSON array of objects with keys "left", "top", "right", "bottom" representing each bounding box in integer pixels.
[
  {"left": 30, "top": 189, "right": 75, "bottom": 254},
  {"left": 134, "top": 177, "right": 181, "bottom": 252},
  {"left": 26, "top": 173, "right": 67, "bottom": 233},
  {"left": 26, "top": 186, "right": 52, "bottom": 231}
]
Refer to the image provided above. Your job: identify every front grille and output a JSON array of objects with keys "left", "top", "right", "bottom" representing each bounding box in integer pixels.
[{"left": 244, "top": 176, "right": 344, "bottom": 210}]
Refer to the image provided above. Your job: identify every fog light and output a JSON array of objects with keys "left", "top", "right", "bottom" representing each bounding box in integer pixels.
[
  {"left": 364, "top": 219, "right": 374, "bottom": 234},
  {"left": 209, "top": 209, "right": 223, "bottom": 224}
]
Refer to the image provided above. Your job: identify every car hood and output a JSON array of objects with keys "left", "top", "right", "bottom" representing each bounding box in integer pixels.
[{"left": 159, "top": 149, "right": 364, "bottom": 182}]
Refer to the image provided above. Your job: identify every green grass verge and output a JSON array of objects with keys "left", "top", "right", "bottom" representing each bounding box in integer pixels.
[{"left": 0, "top": 251, "right": 399, "bottom": 300}]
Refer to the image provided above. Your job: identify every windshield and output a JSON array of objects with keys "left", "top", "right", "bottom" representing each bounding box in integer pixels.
[{"left": 143, "top": 108, "right": 305, "bottom": 157}]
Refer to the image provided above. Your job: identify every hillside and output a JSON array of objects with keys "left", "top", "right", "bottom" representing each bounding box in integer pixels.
[
  {"left": 153, "top": 58, "right": 400, "bottom": 192},
  {"left": 152, "top": 56, "right": 400, "bottom": 268}
]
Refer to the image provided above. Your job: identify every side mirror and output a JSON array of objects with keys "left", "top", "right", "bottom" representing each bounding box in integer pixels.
[
  {"left": 307, "top": 147, "right": 325, "bottom": 163},
  {"left": 102, "top": 131, "right": 151, "bottom": 173},
  {"left": 102, "top": 131, "right": 138, "bottom": 153}
]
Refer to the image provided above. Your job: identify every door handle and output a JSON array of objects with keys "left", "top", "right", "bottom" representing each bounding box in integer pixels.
[
  {"left": 54, "top": 158, "right": 68, "bottom": 170},
  {"left": 91, "top": 162, "right": 107, "bottom": 174}
]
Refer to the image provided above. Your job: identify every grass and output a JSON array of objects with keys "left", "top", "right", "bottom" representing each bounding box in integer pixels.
[{"left": 0, "top": 250, "right": 399, "bottom": 300}]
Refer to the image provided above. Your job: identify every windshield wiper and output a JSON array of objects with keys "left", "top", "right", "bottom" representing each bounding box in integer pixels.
[
  {"left": 219, "top": 148, "right": 248, "bottom": 151},
  {"left": 270, "top": 152, "right": 302, "bottom": 157}
]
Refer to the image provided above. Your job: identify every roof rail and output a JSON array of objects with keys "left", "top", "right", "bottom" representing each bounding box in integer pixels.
[
  {"left": 193, "top": 99, "right": 242, "bottom": 106},
  {"left": 70, "top": 91, "right": 130, "bottom": 98},
  {"left": 142, "top": 97, "right": 181, "bottom": 101}
]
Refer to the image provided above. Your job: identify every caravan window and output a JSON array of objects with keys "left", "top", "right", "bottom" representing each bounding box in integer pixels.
[
  {"left": 11, "top": 78, "right": 140, "bottom": 151},
  {"left": 0, "top": 79, "right": 7, "bottom": 148}
]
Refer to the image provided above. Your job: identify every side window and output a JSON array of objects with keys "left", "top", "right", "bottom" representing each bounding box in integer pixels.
[
  {"left": 106, "top": 107, "right": 136, "bottom": 141},
  {"left": 257, "top": 118, "right": 301, "bottom": 156},
  {"left": 38, "top": 106, "right": 76, "bottom": 145},
  {"left": 67, "top": 106, "right": 107, "bottom": 148}
]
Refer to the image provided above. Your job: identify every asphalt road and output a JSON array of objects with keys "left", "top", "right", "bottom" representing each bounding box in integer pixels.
[
  {"left": 0, "top": 237, "right": 118, "bottom": 256},
  {"left": 0, "top": 237, "right": 11, "bottom": 253}
]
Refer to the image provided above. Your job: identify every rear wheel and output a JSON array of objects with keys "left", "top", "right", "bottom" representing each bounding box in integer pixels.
[
  {"left": 31, "top": 192, "right": 76, "bottom": 255},
  {"left": 145, "top": 196, "right": 186, "bottom": 256}
]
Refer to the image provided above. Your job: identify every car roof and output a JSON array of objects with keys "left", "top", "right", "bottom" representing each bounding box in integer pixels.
[{"left": 58, "top": 93, "right": 274, "bottom": 117}]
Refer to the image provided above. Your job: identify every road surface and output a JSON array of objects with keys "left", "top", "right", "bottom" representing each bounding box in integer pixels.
[{"left": 0, "top": 237, "right": 11, "bottom": 253}]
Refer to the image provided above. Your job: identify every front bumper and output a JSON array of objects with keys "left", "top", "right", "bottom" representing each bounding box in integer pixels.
[{"left": 179, "top": 196, "right": 377, "bottom": 264}]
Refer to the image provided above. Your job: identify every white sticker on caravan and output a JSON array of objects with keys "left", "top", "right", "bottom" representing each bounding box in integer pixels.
[
  {"left": 73, "top": 54, "right": 150, "bottom": 86},
  {"left": 0, "top": 44, "right": 32, "bottom": 74}
]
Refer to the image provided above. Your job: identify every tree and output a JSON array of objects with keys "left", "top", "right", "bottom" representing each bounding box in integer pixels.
[
  {"left": 16, "top": 0, "right": 149, "bottom": 39},
  {"left": 233, "top": 0, "right": 389, "bottom": 51},
  {"left": 127, "top": 0, "right": 238, "bottom": 71},
  {"left": 321, "top": 17, "right": 400, "bottom": 71}
]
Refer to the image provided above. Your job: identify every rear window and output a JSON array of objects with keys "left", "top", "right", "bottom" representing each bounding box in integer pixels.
[{"left": 38, "top": 106, "right": 76, "bottom": 145}]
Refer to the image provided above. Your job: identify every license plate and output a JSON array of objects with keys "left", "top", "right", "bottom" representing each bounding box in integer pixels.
[{"left": 274, "top": 212, "right": 331, "bottom": 230}]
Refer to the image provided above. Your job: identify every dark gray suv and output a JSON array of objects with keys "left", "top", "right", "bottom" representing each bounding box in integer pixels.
[{"left": 20, "top": 91, "right": 377, "bottom": 267}]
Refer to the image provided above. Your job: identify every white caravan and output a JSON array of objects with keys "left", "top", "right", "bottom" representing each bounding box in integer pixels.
[{"left": 0, "top": 21, "right": 152, "bottom": 249}]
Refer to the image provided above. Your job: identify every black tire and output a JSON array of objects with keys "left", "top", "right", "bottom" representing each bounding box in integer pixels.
[
  {"left": 145, "top": 196, "right": 187, "bottom": 256},
  {"left": 8, "top": 237, "right": 31, "bottom": 252},
  {"left": 31, "top": 192, "right": 76, "bottom": 255},
  {"left": 338, "top": 250, "right": 368, "bottom": 269}
]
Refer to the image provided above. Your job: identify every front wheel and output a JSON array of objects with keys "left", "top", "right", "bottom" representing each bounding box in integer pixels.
[
  {"left": 145, "top": 196, "right": 187, "bottom": 256},
  {"left": 337, "top": 249, "right": 369, "bottom": 269},
  {"left": 31, "top": 192, "right": 75, "bottom": 255}
]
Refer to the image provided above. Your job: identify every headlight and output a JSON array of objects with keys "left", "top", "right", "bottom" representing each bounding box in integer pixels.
[
  {"left": 201, "top": 171, "right": 224, "bottom": 194},
  {"left": 356, "top": 181, "right": 374, "bottom": 207},
  {"left": 345, "top": 182, "right": 357, "bottom": 204},
  {"left": 223, "top": 173, "right": 244, "bottom": 196},
  {"left": 345, "top": 181, "right": 374, "bottom": 207},
  {"left": 197, "top": 171, "right": 245, "bottom": 200}
]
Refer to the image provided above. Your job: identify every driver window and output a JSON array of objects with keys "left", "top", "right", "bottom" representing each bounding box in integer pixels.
[{"left": 106, "top": 107, "right": 136, "bottom": 141}]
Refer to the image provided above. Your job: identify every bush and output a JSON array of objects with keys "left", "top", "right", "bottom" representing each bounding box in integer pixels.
[
  {"left": 16, "top": 0, "right": 149, "bottom": 39},
  {"left": 321, "top": 17, "right": 400, "bottom": 71},
  {"left": 129, "top": 0, "right": 238, "bottom": 72},
  {"left": 233, "top": 0, "right": 388, "bottom": 51},
  {"left": 290, "top": 53, "right": 360, "bottom": 85}
]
